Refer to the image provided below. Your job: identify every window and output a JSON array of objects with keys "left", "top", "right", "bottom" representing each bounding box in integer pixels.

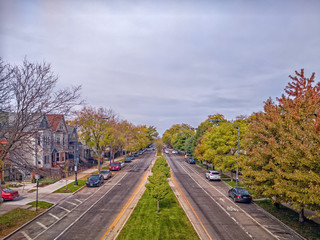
[
  {"left": 57, "top": 137, "right": 60, "bottom": 145},
  {"left": 37, "top": 136, "right": 41, "bottom": 146},
  {"left": 56, "top": 153, "right": 60, "bottom": 162},
  {"left": 44, "top": 155, "right": 49, "bottom": 164}
]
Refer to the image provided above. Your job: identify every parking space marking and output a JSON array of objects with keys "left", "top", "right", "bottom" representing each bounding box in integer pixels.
[
  {"left": 65, "top": 201, "right": 78, "bottom": 206},
  {"left": 57, "top": 205, "right": 71, "bottom": 213},
  {"left": 49, "top": 213, "right": 60, "bottom": 221},
  {"left": 21, "top": 231, "right": 32, "bottom": 240},
  {"left": 75, "top": 199, "right": 82, "bottom": 203},
  {"left": 36, "top": 221, "right": 48, "bottom": 230},
  {"left": 54, "top": 172, "right": 128, "bottom": 240}
]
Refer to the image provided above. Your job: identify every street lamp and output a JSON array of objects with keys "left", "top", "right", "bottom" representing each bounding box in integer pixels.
[
  {"left": 209, "top": 119, "right": 240, "bottom": 186},
  {"left": 125, "top": 126, "right": 130, "bottom": 158},
  {"left": 74, "top": 116, "right": 109, "bottom": 186}
]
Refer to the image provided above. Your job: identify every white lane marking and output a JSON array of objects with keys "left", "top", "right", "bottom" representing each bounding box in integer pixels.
[
  {"left": 75, "top": 199, "right": 82, "bottom": 203},
  {"left": 21, "top": 231, "right": 32, "bottom": 240},
  {"left": 177, "top": 162, "right": 253, "bottom": 238},
  {"left": 219, "top": 197, "right": 225, "bottom": 202},
  {"left": 65, "top": 201, "right": 78, "bottom": 206},
  {"left": 57, "top": 205, "right": 71, "bottom": 213},
  {"left": 227, "top": 206, "right": 239, "bottom": 212},
  {"left": 54, "top": 172, "right": 128, "bottom": 240},
  {"left": 36, "top": 221, "right": 48, "bottom": 230},
  {"left": 182, "top": 161, "right": 280, "bottom": 240},
  {"left": 49, "top": 213, "right": 60, "bottom": 221}
]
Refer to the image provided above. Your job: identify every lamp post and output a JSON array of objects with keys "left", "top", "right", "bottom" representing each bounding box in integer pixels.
[
  {"left": 74, "top": 116, "right": 109, "bottom": 186},
  {"left": 35, "top": 174, "right": 40, "bottom": 211},
  {"left": 209, "top": 119, "right": 240, "bottom": 186}
]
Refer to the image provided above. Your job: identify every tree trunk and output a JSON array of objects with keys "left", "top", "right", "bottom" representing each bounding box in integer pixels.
[
  {"left": 230, "top": 171, "right": 234, "bottom": 182},
  {"left": 299, "top": 208, "right": 305, "bottom": 222},
  {"left": 273, "top": 202, "right": 280, "bottom": 209},
  {"left": 157, "top": 200, "right": 159, "bottom": 213}
]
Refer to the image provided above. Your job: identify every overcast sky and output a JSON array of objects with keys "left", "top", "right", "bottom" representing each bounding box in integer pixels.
[{"left": 1, "top": 0, "right": 320, "bottom": 135}]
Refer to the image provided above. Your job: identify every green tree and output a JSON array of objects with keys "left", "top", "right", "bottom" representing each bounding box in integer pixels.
[
  {"left": 74, "top": 106, "right": 114, "bottom": 172},
  {"left": 243, "top": 69, "right": 320, "bottom": 221},
  {"left": 195, "top": 116, "right": 248, "bottom": 180},
  {"left": 146, "top": 156, "right": 170, "bottom": 212}
]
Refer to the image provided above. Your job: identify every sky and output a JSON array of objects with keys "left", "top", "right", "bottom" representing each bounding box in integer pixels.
[{"left": 1, "top": 0, "right": 320, "bottom": 135}]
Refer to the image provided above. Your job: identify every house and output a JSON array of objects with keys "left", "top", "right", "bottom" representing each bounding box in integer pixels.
[{"left": 46, "top": 114, "right": 70, "bottom": 168}]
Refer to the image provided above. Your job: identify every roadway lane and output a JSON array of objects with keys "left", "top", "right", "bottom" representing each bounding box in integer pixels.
[
  {"left": 165, "top": 151, "right": 304, "bottom": 240},
  {"left": 5, "top": 150, "right": 155, "bottom": 240}
]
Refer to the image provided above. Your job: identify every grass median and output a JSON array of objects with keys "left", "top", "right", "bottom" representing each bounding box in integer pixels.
[
  {"left": 117, "top": 187, "right": 199, "bottom": 240},
  {"left": 0, "top": 207, "right": 45, "bottom": 238},
  {"left": 54, "top": 179, "right": 86, "bottom": 193}
]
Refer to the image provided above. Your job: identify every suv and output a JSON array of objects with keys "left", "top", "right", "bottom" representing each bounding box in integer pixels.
[{"left": 205, "top": 170, "right": 221, "bottom": 181}]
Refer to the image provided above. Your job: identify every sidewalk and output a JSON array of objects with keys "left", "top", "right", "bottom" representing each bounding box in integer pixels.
[{"left": 0, "top": 159, "right": 115, "bottom": 216}]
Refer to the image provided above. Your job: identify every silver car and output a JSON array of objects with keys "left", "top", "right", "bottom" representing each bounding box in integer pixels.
[
  {"left": 99, "top": 170, "right": 112, "bottom": 180},
  {"left": 205, "top": 170, "right": 221, "bottom": 181}
]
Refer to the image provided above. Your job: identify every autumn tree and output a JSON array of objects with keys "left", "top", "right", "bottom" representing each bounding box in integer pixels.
[
  {"left": 243, "top": 69, "right": 320, "bottom": 222},
  {"left": 0, "top": 58, "right": 82, "bottom": 172},
  {"left": 73, "top": 106, "right": 117, "bottom": 172},
  {"left": 194, "top": 115, "right": 248, "bottom": 180}
]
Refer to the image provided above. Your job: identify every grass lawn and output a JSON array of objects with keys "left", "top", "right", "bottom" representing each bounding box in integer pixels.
[
  {"left": 0, "top": 208, "right": 45, "bottom": 238},
  {"left": 54, "top": 179, "right": 86, "bottom": 193},
  {"left": 27, "top": 201, "right": 53, "bottom": 209},
  {"left": 38, "top": 178, "right": 59, "bottom": 187},
  {"left": 117, "top": 187, "right": 199, "bottom": 240},
  {"left": 255, "top": 200, "right": 320, "bottom": 240}
]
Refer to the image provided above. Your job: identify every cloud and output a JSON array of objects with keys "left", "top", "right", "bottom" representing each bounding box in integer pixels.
[{"left": 1, "top": 0, "right": 320, "bottom": 135}]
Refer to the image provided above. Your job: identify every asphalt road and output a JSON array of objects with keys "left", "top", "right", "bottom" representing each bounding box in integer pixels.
[
  {"left": 5, "top": 150, "right": 155, "bottom": 240},
  {"left": 165, "top": 151, "right": 304, "bottom": 240}
]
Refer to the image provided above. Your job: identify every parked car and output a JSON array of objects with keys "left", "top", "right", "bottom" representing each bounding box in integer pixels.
[
  {"left": 130, "top": 155, "right": 135, "bottom": 160},
  {"left": 86, "top": 174, "right": 104, "bottom": 187},
  {"left": 205, "top": 170, "right": 221, "bottom": 181},
  {"left": 228, "top": 187, "right": 252, "bottom": 203},
  {"left": 119, "top": 161, "right": 124, "bottom": 168},
  {"left": 110, "top": 162, "right": 121, "bottom": 171},
  {"left": 134, "top": 152, "right": 139, "bottom": 157},
  {"left": 186, "top": 157, "right": 195, "bottom": 164},
  {"left": 99, "top": 170, "right": 112, "bottom": 180},
  {"left": 124, "top": 157, "right": 132, "bottom": 163},
  {"left": 0, "top": 187, "right": 19, "bottom": 201},
  {"left": 164, "top": 149, "right": 169, "bottom": 154},
  {"left": 172, "top": 150, "right": 177, "bottom": 154}
]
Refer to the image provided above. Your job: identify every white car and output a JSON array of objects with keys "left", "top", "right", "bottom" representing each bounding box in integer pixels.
[
  {"left": 165, "top": 149, "right": 169, "bottom": 154},
  {"left": 172, "top": 150, "right": 177, "bottom": 154},
  {"left": 205, "top": 170, "right": 221, "bottom": 181},
  {"left": 119, "top": 161, "right": 124, "bottom": 168}
]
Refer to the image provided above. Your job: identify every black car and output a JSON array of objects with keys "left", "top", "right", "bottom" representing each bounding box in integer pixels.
[
  {"left": 228, "top": 187, "right": 252, "bottom": 203},
  {"left": 134, "top": 152, "right": 139, "bottom": 157},
  {"left": 186, "top": 157, "right": 195, "bottom": 164},
  {"left": 86, "top": 174, "right": 104, "bottom": 187}
]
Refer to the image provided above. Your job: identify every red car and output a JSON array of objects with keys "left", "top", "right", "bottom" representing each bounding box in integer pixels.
[
  {"left": 109, "top": 162, "right": 121, "bottom": 171},
  {"left": 0, "top": 187, "right": 20, "bottom": 201}
]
